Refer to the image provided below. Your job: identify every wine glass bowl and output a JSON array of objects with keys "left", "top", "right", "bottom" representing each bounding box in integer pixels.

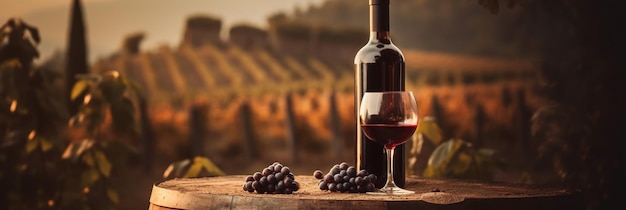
[{"left": 359, "top": 91, "right": 418, "bottom": 195}]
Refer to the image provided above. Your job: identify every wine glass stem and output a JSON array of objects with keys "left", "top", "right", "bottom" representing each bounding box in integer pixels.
[{"left": 384, "top": 147, "right": 398, "bottom": 189}]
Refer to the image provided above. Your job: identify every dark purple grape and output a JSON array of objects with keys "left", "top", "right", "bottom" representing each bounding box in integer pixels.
[
  {"left": 262, "top": 168, "right": 272, "bottom": 176},
  {"left": 330, "top": 165, "right": 340, "bottom": 175},
  {"left": 275, "top": 172, "right": 284, "bottom": 181},
  {"left": 267, "top": 184, "right": 275, "bottom": 193},
  {"left": 343, "top": 175, "right": 350, "bottom": 182},
  {"left": 246, "top": 175, "right": 254, "bottom": 182},
  {"left": 252, "top": 181, "right": 261, "bottom": 190},
  {"left": 286, "top": 173, "right": 295, "bottom": 180},
  {"left": 339, "top": 170, "right": 347, "bottom": 177},
  {"left": 280, "top": 167, "right": 290, "bottom": 175},
  {"left": 366, "top": 182, "right": 376, "bottom": 192},
  {"left": 336, "top": 182, "right": 344, "bottom": 192},
  {"left": 347, "top": 167, "right": 357, "bottom": 177},
  {"left": 276, "top": 180, "right": 285, "bottom": 191},
  {"left": 349, "top": 177, "right": 355, "bottom": 185},
  {"left": 291, "top": 182, "right": 300, "bottom": 191},
  {"left": 367, "top": 174, "right": 377, "bottom": 183},
  {"left": 273, "top": 164, "right": 283, "bottom": 172},
  {"left": 245, "top": 181, "right": 254, "bottom": 192},
  {"left": 267, "top": 174, "right": 277, "bottom": 184},
  {"left": 319, "top": 181, "right": 329, "bottom": 190},
  {"left": 284, "top": 188, "right": 293, "bottom": 194},
  {"left": 350, "top": 185, "right": 356, "bottom": 193},
  {"left": 284, "top": 177, "right": 294, "bottom": 186},
  {"left": 333, "top": 174, "right": 342, "bottom": 183},
  {"left": 328, "top": 183, "right": 337, "bottom": 192},
  {"left": 355, "top": 177, "right": 363, "bottom": 185},
  {"left": 313, "top": 170, "right": 324, "bottom": 179},
  {"left": 357, "top": 169, "right": 368, "bottom": 177},
  {"left": 343, "top": 182, "right": 351, "bottom": 192},
  {"left": 259, "top": 176, "right": 268, "bottom": 186},
  {"left": 339, "top": 162, "right": 349, "bottom": 170},
  {"left": 324, "top": 174, "right": 334, "bottom": 183},
  {"left": 256, "top": 186, "right": 266, "bottom": 194},
  {"left": 253, "top": 172, "right": 263, "bottom": 181}
]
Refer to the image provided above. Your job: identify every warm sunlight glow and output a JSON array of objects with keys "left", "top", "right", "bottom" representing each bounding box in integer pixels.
[
  {"left": 9, "top": 100, "right": 17, "bottom": 112},
  {"left": 83, "top": 94, "right": 92, "bottom": 105},
  {"left": 28, "top": 130, "right": 36, "bottom": 140}
]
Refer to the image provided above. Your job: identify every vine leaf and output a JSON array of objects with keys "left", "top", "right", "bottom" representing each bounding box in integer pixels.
[
  {"left": 95, "top": 150, "right": 112, "bottom": 178},
  {"left": 423, "top": 139, "right": 466, "bottom": 177},
  {"left": 107, "top": 188, "right": 119, "bottom": 204},
  {"left": 183, "top": 156, "right": 226, "bottom": 178},
  {"left": 417, "top": 117, "right": 443, "bottom": 145},
  {"left": 71, "top": 80, "right": 90, "bottom": 101}
]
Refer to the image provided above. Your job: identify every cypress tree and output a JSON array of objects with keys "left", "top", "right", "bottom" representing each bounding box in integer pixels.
[{"left": 66, "top": 0, "right": 89, "bottom": 115}]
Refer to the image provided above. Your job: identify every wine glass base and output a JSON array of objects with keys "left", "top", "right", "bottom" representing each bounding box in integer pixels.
[{"left": 367, "top": 187, "right": 415, "bottom": 195}]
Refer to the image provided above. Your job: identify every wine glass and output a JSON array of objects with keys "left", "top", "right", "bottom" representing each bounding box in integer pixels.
[{"left": 359, "top": 91, "right": 418, "bottom": 195}]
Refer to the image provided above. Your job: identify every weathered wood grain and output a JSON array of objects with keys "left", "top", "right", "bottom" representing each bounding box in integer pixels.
[{"left": 149, "top": 175, "right": 583, "bottom": 210}]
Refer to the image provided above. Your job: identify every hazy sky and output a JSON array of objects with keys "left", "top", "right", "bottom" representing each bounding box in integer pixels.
[{"left": 0, "top": 0, "right": 326, "bottom": 62}]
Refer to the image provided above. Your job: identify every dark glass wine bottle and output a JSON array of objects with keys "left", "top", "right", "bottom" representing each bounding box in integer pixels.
[{"left": 354, "top": 0, "right": 405, "bottom": 188}]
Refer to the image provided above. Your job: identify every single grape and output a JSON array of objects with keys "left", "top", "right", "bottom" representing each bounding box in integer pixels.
[
  {"left": 339, "top": 162, "right": 349, "bottom": 170},
  {"left": 253, "top": 172, "right": 263, "bottom": 181},
  {"left": 367, "top": 174, "right": 377, "bottom": 183},
  {"left": 273, "top": 164, "right": 283, "bottom": 173},
  {"left": 328, "top": 183, "right": 337, "bottom": 192},
  {"left": 284, "top": 177, "right": 294, "bottom": 186},
  {"left": 267, "top": 184, "right": 275, "bottom": 193},
  {"left": 276, "top": 180, "right": 285, "bottom": 191},
  {"left": 280, "top": 167, "right": 290, "bottom": 175},
  {"left": 343, "top": 175, "right": 350, "bottom": 182},
  {"left": 324, "top": 174, "right": 334, "bottom": 183},
  {"left": 347, "top": 166, "right": 357, "bottom": 177},
  {"left": 275, "top": 172, "right": 284, "bottom": 181},
  {"left": 333, "top": 174, "right": 342, "bottom": 184},
  {"left": 319, "top": 181, "right": 329, "bottom": 190},
  {"left": 357, "top": 169, "right": 368, "bottom": 177},
  {"left": 246, "top": 175, "right": 254, "bottom": 182},
  {"left": 245, "top": 181, "right": 254, "bottom": 192},
  {"left": 355, "top": 177, "right": 363, "bottom": 185},
  {"left": 284, "top": 188, "right": 293, "bottom": 194},
  {"left": 343, "top": 182, "right": 351, "bottom": 191},
  {"left": 339, "top": 170, "right": 347, "bottom": 177},
  {"left": 259, "top": 176, "right": 268, "bottom": 186},
  {"left": 267, "top": 174, "right": 277, "bottom": 184},
  {"left": 262, "top": 168, "right": 272, "bottom": 176},
  {"left": 313, "top": 170, "right": 324, "bottom": 179},
  {"left": 349, "top": 177, "right": 355, "bottom": 185},
  {"left": 252, "top": 181, "right": 261, "bottom": 190},
  {"left": 292, "top": 182, "right": 300, "bottom": 191},
  {"left": 286, "top": 173, "right": 295, "bottom": 180},
  {"left": 366, "top": 182, "right": 376, "bottom": 192},
  {"left": 336, "top": 182, "right": 344, "bottom": 192},
  {"left": 330, "top": 165, "right": 340, "bottom": 175}
]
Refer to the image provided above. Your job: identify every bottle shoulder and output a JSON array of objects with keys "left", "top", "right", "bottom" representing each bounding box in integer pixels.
[{"left": 354, "top": 41, "right": 405, "bottom": 64}]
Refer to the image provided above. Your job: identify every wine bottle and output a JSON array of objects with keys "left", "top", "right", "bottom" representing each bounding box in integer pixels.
[{"left": 354, "top": 0, "right": 406, "bottom": 188}]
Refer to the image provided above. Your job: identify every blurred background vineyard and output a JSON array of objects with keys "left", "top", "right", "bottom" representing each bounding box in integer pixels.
[{"left": 1, "top": 0, "right": 624, "bottom": 209}]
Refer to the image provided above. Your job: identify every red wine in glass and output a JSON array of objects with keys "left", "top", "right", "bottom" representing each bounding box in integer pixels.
[
  {"left": 361, "top": 124, "right": 417, "bottom": 149},
  {"left": 359, "top": 91, "right": 418, "bottom": 195}
]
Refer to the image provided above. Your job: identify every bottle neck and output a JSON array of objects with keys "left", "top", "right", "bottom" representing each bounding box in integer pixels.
[{"left": 369, "top": 4, "right": 391, "bottom": 42}]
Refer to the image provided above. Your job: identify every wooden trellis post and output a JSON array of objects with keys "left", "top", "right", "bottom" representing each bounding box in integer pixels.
[
  {"left": 239, "top": 101, "right": 257, "bottom": 160},
  {"left": 139, "top": 97, "right": 154, "bottom": 173},
  {"left": 284, "top": 93, "right": 298, "bottom": 164},
  {"left": 329, "top": 90, "right": 342, "bottom": 161},
  {"left": 189, "top": 103, "right": 208, "bottom": 157},
  {"left": 473, "top": 104, "right": 486, "bottom": 148}
]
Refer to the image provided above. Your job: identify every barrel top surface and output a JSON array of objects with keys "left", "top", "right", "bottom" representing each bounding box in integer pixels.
[{"left": 150, "top": 175, "right": 581, "bottom": 209}]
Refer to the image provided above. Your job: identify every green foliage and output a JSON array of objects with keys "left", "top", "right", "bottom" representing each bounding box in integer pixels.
[
  {"left": 1, "top": 17, "right": 141, "bottom": 209},
  {"left": 162, "top": 156, "right": 225, "bottom": 179},
  {"left": 408, "top": 117, "right": 501, "bottom": 180}
]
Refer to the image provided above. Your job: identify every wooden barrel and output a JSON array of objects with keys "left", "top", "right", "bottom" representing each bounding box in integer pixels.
[{"left": 149, "top": 175, "right": 583, "bottom": 210}]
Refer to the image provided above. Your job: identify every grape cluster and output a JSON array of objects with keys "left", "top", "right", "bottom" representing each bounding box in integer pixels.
[
  {"left": 313, "top": 162, "right": 377, "bottom": 193},
  {"left": 243, "top": 162, "right": 300, "bottom": 194}
]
